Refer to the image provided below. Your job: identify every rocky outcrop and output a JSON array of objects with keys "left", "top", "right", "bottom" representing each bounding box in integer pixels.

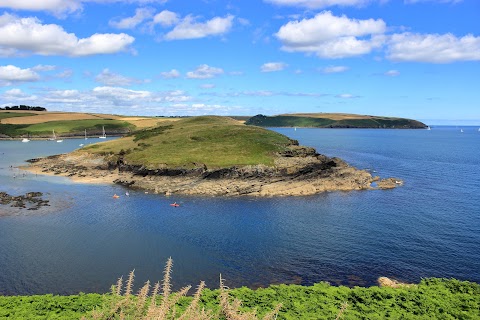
[
  {"left": 23, "top": 145, "right": 403, "bottom": 197},
  {"left": 0, "top": 191, "right": 50, "bottom": 210}
]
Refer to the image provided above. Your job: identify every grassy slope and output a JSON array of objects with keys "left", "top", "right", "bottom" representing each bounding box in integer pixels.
[
  {"left": 1, "top": 278, "right": 478, "bottom": 319},
  {"left": 83, "top": 116, "right": 292, "bottom": 168},
  {"left": 246, "top": 114, "right": 427, "bottom": 129}
]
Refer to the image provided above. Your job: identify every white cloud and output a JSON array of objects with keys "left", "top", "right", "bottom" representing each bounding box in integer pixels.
[
  {"left": 384, "top": 69, "right": 400, "bottom": 76},
  {"left": 200, "top": 83, "right": 216, "bottom": 89},
  {"left": 276, "top": 11, "right": 386, "bottom": 58},
  {"left": 2, "top": 88, "right": 38, "bottom": 101},
  {"left": 153, "top": 10, "right": 179, "bottom": 27},
  {"left": 95, "top": 68, "right": 142, "bottom": 86},
  {"left": 260, "top": 62, "right": 288, "bottom": 72},
  {"left": 0, "top": 0, "right": 169, "bottom": 17},
  {"left": 387, "top": 33, "right": 480, "bottom": 63},
  {"left": 336, "top": 93, "right": 359, "bottom": 98},
  {"left": 160, "top": 69, "right": 181, "bottom": 79},
  {"left": 264, "top": 0, "right": 375, "bottom": 9},
  {"left": 186, "top": 64, "right": 224, "bottom": 79},
  {"left": 110, "top": 7, "right": 154, "bottom": 29},
  {"left": 54, "top": 69, "right": 74, "bottom": 79},
  {"left": 0, "top": 65, "right": 40, "bottom": 86},
  {"left": 0, "top": 13, "right": 135, "bottom": 57},
  {"left": 164, "top": 15, "right": 234, "bottom": 40},
  {"left": 321, "top": 65, "right": 349, "bottom": 73},
  {"left": 32, "top": 64, "right": 57, "bottom": 72}
]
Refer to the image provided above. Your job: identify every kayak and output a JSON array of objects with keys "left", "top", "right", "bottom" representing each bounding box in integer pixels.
[
  {"left": 170, "top": 203, "right": 180, "bottom": 207},
  {"left": 113, "top": 195, "right": 120, "bottom": 199}
]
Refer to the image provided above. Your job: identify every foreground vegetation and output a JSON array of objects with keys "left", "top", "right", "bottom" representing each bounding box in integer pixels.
[
  {"left": 245, "top": 114, "right": 427, "bottom": 129},
  {"left": 83, "top": 116, "right": 293, "bottom": 168},
  {"left": 1, "top": 277, "right": 478, "bottom": 319}
]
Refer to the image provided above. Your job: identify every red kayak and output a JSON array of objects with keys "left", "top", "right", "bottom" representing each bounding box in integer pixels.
[{"left": 170, "top": 203, "right": 180, "bottom": 207}]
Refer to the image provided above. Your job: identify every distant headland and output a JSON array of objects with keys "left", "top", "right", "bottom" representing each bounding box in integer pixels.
[
  {"left": 245, "top": 113, "right": 427, "bottom": 129},
  {"left": 23, "top": 116, "right": 402, "bottom": 197}
]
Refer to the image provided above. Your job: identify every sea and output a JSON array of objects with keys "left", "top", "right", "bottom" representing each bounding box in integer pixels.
[{"left": 0, "top": 127, "right": 479, "bottom": 295}]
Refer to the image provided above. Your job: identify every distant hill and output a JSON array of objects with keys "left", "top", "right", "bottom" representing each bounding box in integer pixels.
[{"left": 245, "top": 113, "right": 427, "bottom": 129}]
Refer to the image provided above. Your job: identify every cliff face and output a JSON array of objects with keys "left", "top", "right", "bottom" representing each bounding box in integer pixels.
[{"left": 25, "top": 143, "right": 402, "bottom": 197}]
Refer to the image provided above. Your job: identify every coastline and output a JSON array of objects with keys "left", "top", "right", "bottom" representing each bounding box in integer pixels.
[{"left": 21, "top": 147, "right": 402, "bottom": 197}]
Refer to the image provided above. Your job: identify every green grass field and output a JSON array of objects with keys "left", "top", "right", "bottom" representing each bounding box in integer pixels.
[
  {"left": 0, "top": 119, "right": 134, "bottom": 137},
  {"left": 83, "top": 116, "right": 292, "bottom": 168},
  {"left": 0, "top": 112, "right": 35, "bottom": 120}
]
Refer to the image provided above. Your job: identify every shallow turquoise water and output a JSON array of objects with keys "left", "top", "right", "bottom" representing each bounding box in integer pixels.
[{"left": 0, "top": 127, "right": 479, "bottom": 295}]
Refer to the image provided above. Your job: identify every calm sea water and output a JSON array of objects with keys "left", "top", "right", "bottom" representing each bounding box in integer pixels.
[{"left": 0, "top": 127, "right": 479, "bottom": 295}]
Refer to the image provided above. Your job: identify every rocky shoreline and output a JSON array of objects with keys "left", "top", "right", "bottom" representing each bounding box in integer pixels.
[
  {"left": 23, "top": 144, "right": 402, "bottom": 197},
  {"left": 0, "top": 191, "right": 50, "bottom": 210}
]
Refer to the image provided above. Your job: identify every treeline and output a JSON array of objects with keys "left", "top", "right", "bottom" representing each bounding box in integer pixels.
[{"left": 0, "top": 105, "right": 46, "bottom": 111}]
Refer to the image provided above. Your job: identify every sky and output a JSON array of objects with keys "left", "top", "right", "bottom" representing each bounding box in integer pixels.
[{"left": 0, "top": 0, "right": 479, "bottom": 124}]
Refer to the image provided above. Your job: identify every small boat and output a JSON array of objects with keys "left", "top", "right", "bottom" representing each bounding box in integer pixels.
[
  {"left": 56, "top": 139, "right": 63, "bottom": 142},
  {"left": 99, "top": 126, "right": 107, "bottom": 139},
  {"left": 21, "top": 138, "right": 30, "bottom": 143},
  {"left": 125, "top": 192, "right": 129, "bottom": 196},
  {"left": 460, "top": 129, "right": 464, "bottom": 133},
  {"left": 426, "top": 126, "right": 431, "bottom": 130},
  {"left": 294, "top": 127, "right": 297, "bottom": 131},
  {"left": 48, "top": 130, "right": 56, "bottom": 141},
  {"left": 79, "top": 144, "right": 84, "bottom": 147},
  {"left": 113, "top": 194, "right": 120, "bottom": 199},
  {"left": 85, "top": 129, "right": 88, "bottom": 140},
  {"left": 170, "top": 202, "right": 180, "bottom": 207}
]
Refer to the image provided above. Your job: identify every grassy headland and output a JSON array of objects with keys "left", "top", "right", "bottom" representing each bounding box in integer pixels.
[
  {"left": 83, "top": 116, "right": 292, "bottom": 168},
  {"left": 245, "top": 113, "right": 427, "bottom": 129}
]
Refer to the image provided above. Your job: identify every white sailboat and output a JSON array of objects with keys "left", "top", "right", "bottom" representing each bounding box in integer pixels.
[
  {"left": 99, "top": 126, "right": 107, "bottom": 139},
  {"left": 460, "top": 129, "right": 464, "bottom": 133},
  {"left": 48, "top": 130, "right": 56, "bottom": 141},
  {"left": 426, "top": 126, "right": 431, "bottom": 130},
  {"left": 22, "top": 133, "right": 30, "bottom": 142},
  {"left": 85, "top": 129, "right": 88, "bottom": 140}
]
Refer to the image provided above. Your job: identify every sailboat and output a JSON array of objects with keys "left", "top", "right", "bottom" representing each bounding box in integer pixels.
[
  {"left": 99, "top": 126, "right": 107, "bottom": 139},
  {"left": 84, "top": 129, "right": 88, "bottom": 140},
  {"left": 460, "top": 129, "right": 464, "bottom": 133},
  {"left": 48, "top": 130, "right": 56, "bottom": 141},
  {"left": 426, "top": 126, "right": 431, "bottom": 130},
  {"left": 22, "top": 133, "right": 30, "bottom": 142}
]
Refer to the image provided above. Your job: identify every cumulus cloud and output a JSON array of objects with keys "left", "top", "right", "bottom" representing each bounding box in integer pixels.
[
  {"left": 164, "top": 15, "right": 234, "bottom": 40},
  {"left": 260, "top": 62, "right": 288, "bottom": 72},
  {"left": 276, "top": 11, "right": 386, "bottom": 58},
  {"left": 110, "top": 7, "right": 154, "bottom": 29},
  {"left": 153, "top": 10, "right": 179, "bottom": 27},
  {"left": 321, "top": 65, "right": 349, "bottom": 73},
  {"left": 0, "top": 65, "right": 40, "bottom": 86},
  {"left": 384, "top": 69, "right": 400, "bottom": 76},
  {"left": 0, "top": 0, "right": 168, "bottom": 17},
  {"left": 387, "top": 33, "right": 480, "bottom": 63},
  {"left": 186, "top": 64, "right": 224, "bottom": 79},
  {"left": 160, "top": 69, "right": 181, "bottom": 79},
  {"left": 264, "top": 0, "right": 375, "bottom": 9},
  {"left": 95, "top": 68, "right": 142, "bottom": 86},
  {"left": 0, "top": 13, "right": 135, "bottom": 57},
  {"left": 2, "top": 88, "right": 38, "bottom": 101}
]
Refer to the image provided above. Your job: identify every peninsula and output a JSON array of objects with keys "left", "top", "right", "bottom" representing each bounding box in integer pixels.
[
  {"left": 24, "top": 116, "right": 401, "bottom": 196},
  {"left": 245, "top": 113, "right": 427, "bottom": 129}
]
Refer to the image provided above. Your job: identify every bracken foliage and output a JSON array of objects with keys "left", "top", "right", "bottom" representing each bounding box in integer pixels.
[{"left": 81, "top": 257, "right": 282, "bottom": 320}]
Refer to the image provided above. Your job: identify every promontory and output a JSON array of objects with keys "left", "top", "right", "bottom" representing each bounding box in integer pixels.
[{"left": 24, "top": 116, "right": 402, "bottom": 196}]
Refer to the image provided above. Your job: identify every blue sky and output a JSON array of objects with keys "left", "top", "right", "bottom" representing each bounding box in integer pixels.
[{"left": 0, "top": 0, "right": 479, "bottom": 124}]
